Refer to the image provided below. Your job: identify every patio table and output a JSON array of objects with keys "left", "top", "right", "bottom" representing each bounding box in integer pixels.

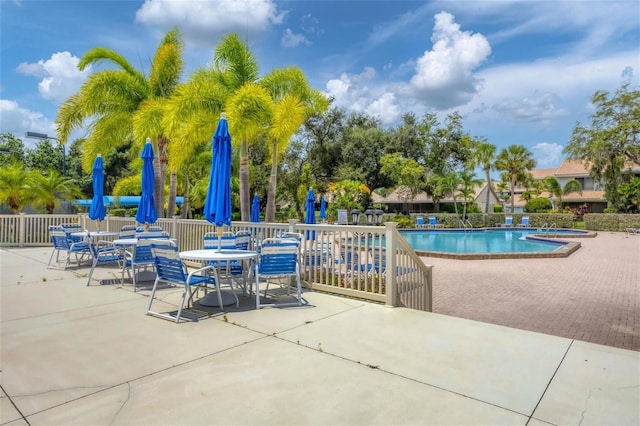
[{"left": 179, "top": 249, "right": 259, "bottom": 307}]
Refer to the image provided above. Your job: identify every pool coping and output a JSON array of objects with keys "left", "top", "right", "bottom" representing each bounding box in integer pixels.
[{"left": 410, "top": 228, "right": 597, "bottom": 260}]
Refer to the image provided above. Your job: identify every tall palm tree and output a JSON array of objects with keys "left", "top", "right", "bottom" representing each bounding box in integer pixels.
[
  {"left": 544, "top": 177, "right": 583, "bottom": 211},
  {"left": 56, "top": 28, "right": 184, "bottom": 218},
  {"left": 164, "top": 34, "right": 327, "bottom": 221},
  {"left": 495, "top": 145, "right": 536, "bottom": 213},
  {"left": 458, "top": 170, "right": 483, "bottom": 219},
  {"left": 469, "top": 141, "right": 496, "bottom": 213}
]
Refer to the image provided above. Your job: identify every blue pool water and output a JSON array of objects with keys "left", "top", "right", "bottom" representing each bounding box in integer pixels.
[{"left": 398, "top": 229, "right": 584, "bottom": 254}]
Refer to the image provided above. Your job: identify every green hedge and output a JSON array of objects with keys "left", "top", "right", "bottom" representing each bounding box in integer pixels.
[{"left": 584, "top": 213, "right": 640, "bottom": 232}]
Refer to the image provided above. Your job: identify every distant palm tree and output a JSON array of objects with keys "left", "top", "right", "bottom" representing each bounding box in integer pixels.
[
  {"left": 495, "top": 145, "right": 536, "bottom": 213},
  {"left": 28, "top": 171, "right": 82, "bottom": 214},
  {"left": 0, "top": 163, "right": 33, "bottom": 213},
  {"left": 469, "top": 141, "right": 496, "bottom": 213},
  {"left": 544, "top": 176, "right": 582, "bottom": 211},
  {"left": 458, "top": 171, "right": 483, "bottom": 219}
]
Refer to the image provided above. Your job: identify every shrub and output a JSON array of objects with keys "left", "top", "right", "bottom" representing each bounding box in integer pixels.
[
  {"left": 524, "top": 197, "right": 552, "bottom": 213},
  {"left": 392, "top": 215, "right": 414, "bottom": 228},
  {"left": 110, "top": 208, "right": 127, "bottom": 217},
  {"left": 493, "top": 204, "right": 503, "bottom": 213}
]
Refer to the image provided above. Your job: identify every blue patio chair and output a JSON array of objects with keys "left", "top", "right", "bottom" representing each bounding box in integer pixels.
[
  {"left": 47, "top": 227, "right": 91, "bottom": 270},
  {"left": 86, "top": 234, "right": 125, "bottom": 286},
  {"left": 60, "top": 223, "right": 85, "bottom": 244},
  {"left": 370, "top": 250, "right": 415, "bottom": 277},
  {"left": 123, "top": 234, "right": 171, "bottom": 291},
  {"left": 416, "top": 216, "right": 425, "bottom": 228},
  {"left": 518, "top": 216, "right": 530, "bottom": 227},
  {"left": 497, "top": 216, "right": 513, "bottom": 227},
  {"left": 146, "top": 245, "right": 237, "bottom": 323},
  {"left": 119, "top": 225, "right": 137, "bottom": 239},
  {"left": 428, "top": 217, "right": 443, "bottom": 228},
  {"left": 254, "top": 238, "right": 303, "bottom": 309}
]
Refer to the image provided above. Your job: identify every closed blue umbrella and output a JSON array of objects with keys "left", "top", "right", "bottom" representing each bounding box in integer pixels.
[
  {"left": 305, "top": 187, "right": 316, "bottom": 240},
  {"left": 135, "top": 139, "right": 157, "bottom": 228},
  {"left": 204, "top": 113, "right": 232, "bottom": 250},
  {"left": 89, "top": 154, "right": 105, "bottom": 230},
  {"left": 319, "top": 197, "right": 327, "bottom": 222},
  {"left": 251, "top": 194, "right": 260, "bottom": 223}
]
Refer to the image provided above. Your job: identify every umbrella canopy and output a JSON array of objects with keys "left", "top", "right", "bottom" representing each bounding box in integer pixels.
[
  {"left": 204, "top": 114, "right": 232, "bottom": 248},
  {"left": 135, "top": 139, "right": 157, "bottom": 226},
  {"left": 88, "top": 154, "right": 105, "bottom": 226},
  {"left": 305, "top": 188, "right": 316, "bottom": 240},
  {"left": 319, "top": 197, "right": 327, "bottom": 221},
  {"left": 251, "top": 194, "right": 261, "bottom": 223}
]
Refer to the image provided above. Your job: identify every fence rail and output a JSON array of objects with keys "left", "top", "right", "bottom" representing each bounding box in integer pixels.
[{"left": 0, "top": 214, "right": 432, "bottom": 312}]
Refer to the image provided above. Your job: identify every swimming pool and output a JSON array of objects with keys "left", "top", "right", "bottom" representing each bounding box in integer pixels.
[{"left": 398, "top": 228, "right": 589, "bottom": 258}]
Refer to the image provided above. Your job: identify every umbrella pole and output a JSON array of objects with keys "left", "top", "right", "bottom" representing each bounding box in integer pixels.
[
  {"left": 97, "top": 220, "right": 101, "bottom": 232},
  {"left": 217, "top": 226, "right": 223, "bottom": 252}
]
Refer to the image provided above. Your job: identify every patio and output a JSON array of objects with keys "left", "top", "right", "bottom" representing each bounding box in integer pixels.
[{"left": 1, "top": 244, "right": 639, "bottom": 425}]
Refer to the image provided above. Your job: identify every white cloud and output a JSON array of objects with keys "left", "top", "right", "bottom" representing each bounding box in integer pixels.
[
  {"left": 16, "top": 52, "right": 90, "bottom": 103},
  {"left": 324, "top": 68, "right": 400, "bottom": 125},
  {"left": 281, "top": 28, "right": 310, "bottom": 48},
  {"left": 135, "top": 0, "right": 284, "bottom": 46},
  {"left": 0, "top": 100, "right": 54, "bottom": 147},
  {"left": 492, "top": 92, "right": 569, "bottom": 124},
  {"left": 532, "top": 142, "right": 564, "bottom": 168},
  {"left": 407, "top": 11, "right": 491, "bottom": 110}
]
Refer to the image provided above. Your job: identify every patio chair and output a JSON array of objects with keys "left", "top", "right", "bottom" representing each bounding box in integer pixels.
[
  {"left": 254, "top": 238, "right": 303, "bottom": 309},
  {"left": 235, "top": 231, "right": 251, "bottom": 250},
  {"left": 60, "top": 223, "right": 85, "bottom": 244},
  {"left": 370, "top": 250, "right": 415, "bottom": 277},
  {"left": 416, "top": 216, "right": 426, "bottom": 228},
  {"left": 119, "top": 225, "right": 137, "bottom": 239},
  {"left": 428, "top": 217, "right": 442, "bottom": 228},
  {"left": 86, "top": 234, "right": 126, "bottom": 286},
  {"left": 497, "top": 216, "right": 513, "bottom": 227},
  {"left": 518, "top": 216, "right": 531, "bottom": 227},
  {"left": 47, "top": 227, "right": 91, "bottom": 270},
  {"left": 146, "top": 245, "right": 236, "bottom": 323},
  {"left": 123, "top": 235, "right": 172, "bottom": 291},
  {"left": 203, "top": 232, "right": 244, "bottom": 288}
]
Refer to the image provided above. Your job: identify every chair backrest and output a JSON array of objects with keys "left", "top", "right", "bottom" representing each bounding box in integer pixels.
[
  {"left": 258, "top": 238, "right": 299, "bottom": 275},
  {"left": 521, "top": 216, "right": 530, "bottom": 225},
  {"left": 137, "top": 231, "right": 170, "bottom": 239},
  {"left": 120, "top": 225, "right": 137, "bottom": 238},
  {"left": 50, "top": 230, "right": 72, "bottom": 249},
  {"left": 136, "top": 225, "right": 163, "bottom": 233},
  {"left": 505, "top": 216, "right": 513, "bottom": 225},
  {"left": 61, "top": 223, "right": 83, "bottom": 243},
  {"left": 151, "top": 245, "right": 187, "bottom": 284},
  {"left": 280, "top": 232, "right": 302, "bottom": 242},
  {"left": 203, "top": 232, "right": 236, "bottom": 250},
  {"left": 235, "top": 231, "right": 251, "bottom": 250},
  {"left": 132, "top": 238, "right": 174, "bottom": 264},
  {"left": 416, "top": 217, "right": 425, "bottom": 226},
  {"left": 428, "top": 217, "right": 437, "bottom": 225}
]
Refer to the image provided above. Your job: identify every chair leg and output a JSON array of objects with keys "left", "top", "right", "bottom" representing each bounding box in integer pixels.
[
  {"left": 87, "top": 258, "right": 98, "bottom": 286},
  {"left": 47, "top": 248, "right": 57, "bottom": 269}
]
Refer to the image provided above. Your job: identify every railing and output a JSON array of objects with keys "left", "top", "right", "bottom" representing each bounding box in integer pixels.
[
  {"left": 539, "top": 222, "right": 557, "bottom": 236},
  {"left": 459, "top": 219, "right": 472, "bottom": 230},
  {"left": 0, "top": 214, "right": 433, "bottom": 312}
]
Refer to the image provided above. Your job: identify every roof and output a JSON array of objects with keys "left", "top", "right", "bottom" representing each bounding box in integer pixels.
[
  {"left": 555, "top": 159, "right": 591, "bottom": 177},
  {"left": 529, "top": 168, "right": 557, "bottom": 180}
]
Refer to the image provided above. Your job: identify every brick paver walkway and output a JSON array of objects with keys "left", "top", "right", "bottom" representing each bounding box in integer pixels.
[{"left": 427, "top": 231, "right": 639, "bottom": 351}]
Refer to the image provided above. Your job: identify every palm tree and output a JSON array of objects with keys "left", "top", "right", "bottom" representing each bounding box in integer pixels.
[
  {"left": 164, "top": 34, "right": 327, "bottom": 221},
  {"left": 495, "top": 145, "right": 536, "bottom": 213},
  {"left": 458, "top": 171, "right": 483, "bottom": 219},
  {"left": 28, "top": 171, "right": 82, "bottom": 214},
  {"left": 469, "top": 141, "right": 496, "bottom": 213},
  {"left": 0, "top": 163, "right": 33, "bottom": 213},
  {"left": 56, "top": 28, "right": 184, "bottom": 218},
  {"left": 544, "top": 177, "right": 583, "bottom": 211}
]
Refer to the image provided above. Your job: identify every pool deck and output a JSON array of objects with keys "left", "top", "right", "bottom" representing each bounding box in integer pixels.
[{"left": 1, "top": 231, "right": 639, "bottom": 425}]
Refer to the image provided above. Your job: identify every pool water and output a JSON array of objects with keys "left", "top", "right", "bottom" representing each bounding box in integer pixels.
[{"left": 398, "top": 229, "right": 579, "bottom": 254}]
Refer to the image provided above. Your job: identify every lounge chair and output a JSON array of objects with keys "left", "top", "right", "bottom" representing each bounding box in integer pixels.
[
  {"left": 519, "top": 216, "right": 530, "bottom": 227},
  {"left": 416, "top": 217, "right": 425, "bottom": 228},
  {"left": 497, "top": 216, "right": 513, "bottom": 227},
  {"left": 428, "top": 217, "right": 443, "bottom": 228}
]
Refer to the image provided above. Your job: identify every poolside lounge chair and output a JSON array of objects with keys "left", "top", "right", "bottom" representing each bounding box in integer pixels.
[
  {"left": 519, "top": 216, "right": 531, "bottom": 227},
  {"left": 497, "top": 216, "right": 513, "bottom": 227},
  {"left": 428, "top": 217, "right": 443, "bottom": 228},
  {"left": 416, "top": 217, "right": 426, "bottom": 228},
  {"left": 254, "top": 238, "right": 303, "bottom": 309},
  {"left": 47, "top": 227, "right": 91, "bottom": 270}
]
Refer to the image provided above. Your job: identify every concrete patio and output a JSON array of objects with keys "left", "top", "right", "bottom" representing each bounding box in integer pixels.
[{"left": 1, "top": 245, "right": 638, "bottom": 425}]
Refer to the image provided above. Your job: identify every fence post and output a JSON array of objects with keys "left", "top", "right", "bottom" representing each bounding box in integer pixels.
[
  {"left": 19, "top": 212, "right": 26, "bottom": 247},
  {"left": 171, "top": 215, "right": 178, "bottom": 237},
  {"left": 288, "top": 219, "right": 299, "bottom": 233},
  {"left": 384, "top": 221, "right": 398, "bottom": 307}
]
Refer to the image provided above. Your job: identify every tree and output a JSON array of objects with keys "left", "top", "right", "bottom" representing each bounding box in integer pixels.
[
  {"left": 379, "top": 153, "right": 425, "bottom": 199},
  {"left": 544, "top": 177, "right": 583, "bottom": 211},
  {"left": 468, "top": 141, "right": 496, "bottom": 213},
  {"left": 458, "top": 170, "right": 483, "bottom": 219},
  {"left": 617, "top": 176, "right": 640, "bottom": 213},
  {"left": 0, "top": 133, "right": 26, "bottom": 167},
  {"left": 495, "top": 145, "right": 536, "bottom": 213},
  {"left": 24, "top": 139, "right": 64, "bottom": 175},
  {"left": 0, "top": 163, "right": 33, "bottom": 213},
  {"left": 28, "top": 171, "right": 82, "bottom": 214},
  {"left": 56, "top": 28, "right": 184, "bottom": 218},
  {"left": 564, "top": 83, "right": 640, "bottom": 211}
]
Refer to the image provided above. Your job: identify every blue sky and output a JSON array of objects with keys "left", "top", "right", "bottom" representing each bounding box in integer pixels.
[{"left": 1, "top": 0, "right": 638, "bottom": 169}]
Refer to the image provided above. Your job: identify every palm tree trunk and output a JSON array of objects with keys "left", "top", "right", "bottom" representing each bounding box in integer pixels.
[
  {"left": 167, "top": 170, "right": 177, "bottom": 217},
  {"left": 265, "top": 141, "right": 278, "bottom": 222},
  {"left": 484, "top": 169, "right": 492, "bottom": 213},
  {"left": 182, "top": 171, "right": 190, "bottom": 219},
  {"left": 154, "top": 135, "right": 169, "bottom": 218},
  {"left": 239, "top": 139, "right": 250, "bottom": 221},
  {"left": 510, "top": 177, "right": 516, "bottom": 213}
]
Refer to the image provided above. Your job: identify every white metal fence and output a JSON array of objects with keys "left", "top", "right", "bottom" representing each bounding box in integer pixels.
[{"left": 0, "top": 214, "right": 432, "bottom": 311}]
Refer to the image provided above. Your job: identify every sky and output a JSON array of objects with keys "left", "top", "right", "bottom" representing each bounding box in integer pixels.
[{"left": 1, "top": 0, "right": 638, "bottom": 169}]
